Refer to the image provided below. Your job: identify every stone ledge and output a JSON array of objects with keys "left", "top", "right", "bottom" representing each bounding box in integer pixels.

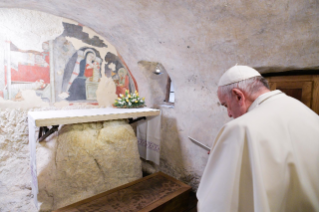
[{"left": 28, "top": 107, "right": 160, "bottom": 127}]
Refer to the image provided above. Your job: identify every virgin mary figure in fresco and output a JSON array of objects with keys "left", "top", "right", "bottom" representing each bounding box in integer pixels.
[{"left": 60, "top": 47, "right": 102, "bottom": 101}]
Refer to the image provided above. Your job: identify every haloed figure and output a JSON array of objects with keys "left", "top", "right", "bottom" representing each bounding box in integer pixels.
[
  {"left": 60, "top": 47, "right": 102, "bottom": 101},
  {"left": 104, "top": 52, "right": 137, "bottom": 97}
]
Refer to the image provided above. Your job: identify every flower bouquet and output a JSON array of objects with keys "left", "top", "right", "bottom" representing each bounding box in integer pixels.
[{"left": 113, "top": 90, "right": 145, "bottom": 108}]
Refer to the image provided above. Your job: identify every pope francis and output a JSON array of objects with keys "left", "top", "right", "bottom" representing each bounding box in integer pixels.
[{"left": 196, "top": 65, "right": 319, "bottom": 212}]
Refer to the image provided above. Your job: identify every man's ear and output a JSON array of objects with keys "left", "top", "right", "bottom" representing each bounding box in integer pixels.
[{"left": 232, "top": 88, "right": 245, "bottom": 105}]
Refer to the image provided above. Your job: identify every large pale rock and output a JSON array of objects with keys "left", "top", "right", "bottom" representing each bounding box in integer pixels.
[
  {"left": 53, "top": 121, "right": 142, "bottom": 209},
  {"left": 0, "top": 109, "right": 36, "bottom": 212}
]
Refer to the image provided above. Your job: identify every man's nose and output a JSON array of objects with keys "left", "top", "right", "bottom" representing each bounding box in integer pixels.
[{"left": 227, "top": 109, "right": 232, "bottom": 118}]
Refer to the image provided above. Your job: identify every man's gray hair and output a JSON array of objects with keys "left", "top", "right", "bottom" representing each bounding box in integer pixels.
[{"left": 219, "top": 76, "right": 270, "bottom": 99}]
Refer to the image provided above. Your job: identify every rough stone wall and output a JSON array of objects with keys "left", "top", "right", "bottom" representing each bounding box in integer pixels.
[
  {"left": 0, "top": 109, "right": 36, "bottom": 211},
  {"left": 0, "top": 0, "right": 318, "bottom": 197},
  {"left": 0, "top": 108, "right": 142, "bottom": 211}
]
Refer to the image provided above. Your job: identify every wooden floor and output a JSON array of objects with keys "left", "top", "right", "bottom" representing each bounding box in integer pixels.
[
  {"left": 184, "top": 191, "right": 198, "bottom": 212},
  {"left": 54, "top": 172, "right": 198, "bottom": 212},
  {"left": 140, "top": 171, "right": 198, "bottom": 212}
]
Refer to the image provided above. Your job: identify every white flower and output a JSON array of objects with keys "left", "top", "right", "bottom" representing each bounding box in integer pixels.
[
  {"left": 128, "top": 102, "right": 132, "bottom": 106},
  {"left": 120, "top": 94, "right": 123, "bottom": 97}
]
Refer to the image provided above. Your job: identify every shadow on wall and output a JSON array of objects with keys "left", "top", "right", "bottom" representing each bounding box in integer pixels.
[
  {"left": 255, "top": 65, "right": 319, "bottom": 75},
  {"left": 136, "top": 60, "right": 200, "bottom": 188}
]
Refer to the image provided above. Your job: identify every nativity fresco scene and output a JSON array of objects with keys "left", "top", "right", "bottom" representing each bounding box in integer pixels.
[{"left": 0, "top": 19, "right": 138, "bottom": 105}]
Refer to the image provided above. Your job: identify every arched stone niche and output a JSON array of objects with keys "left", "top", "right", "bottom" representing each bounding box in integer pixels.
[
  {"left": 0, "top": 8, "right": 138, "bottom": 109},
  {"left": 0, "top": 9, "right": 143, "bottom": 211}
]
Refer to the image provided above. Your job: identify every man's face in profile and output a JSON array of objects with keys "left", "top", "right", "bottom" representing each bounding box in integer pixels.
[{"left": 217, "top": 88, "right": 246, "bottom": 119}]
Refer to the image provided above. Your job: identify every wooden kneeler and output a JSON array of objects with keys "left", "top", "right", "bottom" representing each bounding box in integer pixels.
[{"left": 54, "top": 172, "right": 192, "bottom": 212}]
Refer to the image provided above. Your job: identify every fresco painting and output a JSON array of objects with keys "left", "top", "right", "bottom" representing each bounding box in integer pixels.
[
  {"left": 104, "top": 52, "right": 138, "bottom": 96},
  {"left": 2, "top": 42, "right": 51, "bottom": 101},
  {"left": 60, "top": 47, "right": 102, "bottom": 101},
  {"left": 0, "top": 19, "right": 138, "bottom": 105}
]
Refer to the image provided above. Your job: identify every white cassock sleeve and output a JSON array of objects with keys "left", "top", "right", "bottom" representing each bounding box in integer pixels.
[{"left": 197, "top": 124, "right": 254, "bottom": 212}]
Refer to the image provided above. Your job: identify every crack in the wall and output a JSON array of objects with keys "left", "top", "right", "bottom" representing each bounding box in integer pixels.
[{"left": 93, "top": 158, "right": 105, "bottom": 180}]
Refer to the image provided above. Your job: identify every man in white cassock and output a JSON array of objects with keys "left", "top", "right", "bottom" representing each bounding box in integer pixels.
[{"left": 196, "top": 65, "right": 319, "bottom": 212}]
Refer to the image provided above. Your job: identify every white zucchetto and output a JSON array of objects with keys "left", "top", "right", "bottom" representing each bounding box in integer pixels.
[{"left": 218, "top": 65, "right": 261, "bottom": 86}]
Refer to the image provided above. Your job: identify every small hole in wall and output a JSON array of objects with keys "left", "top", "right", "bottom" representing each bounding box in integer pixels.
[{"left": 165, "top": 77, "right": 175, "bottom": 104}]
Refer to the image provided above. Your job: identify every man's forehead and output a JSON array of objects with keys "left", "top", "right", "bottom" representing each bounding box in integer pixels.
[
  {"left": 217, "top": 87, "right": 226, "bottom": 97},
  {"left": 218, "top": 88, "right": 235, "bottom": 107}
]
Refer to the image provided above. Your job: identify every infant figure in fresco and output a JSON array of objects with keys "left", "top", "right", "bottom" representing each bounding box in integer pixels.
[{"left": 89, "top": 58, "right": 102, "bottom": 83}]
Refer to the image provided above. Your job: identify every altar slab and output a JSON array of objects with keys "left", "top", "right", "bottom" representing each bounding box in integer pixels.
[{"left": 28, "top": 107, "right": 160, "bottom": 127}]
